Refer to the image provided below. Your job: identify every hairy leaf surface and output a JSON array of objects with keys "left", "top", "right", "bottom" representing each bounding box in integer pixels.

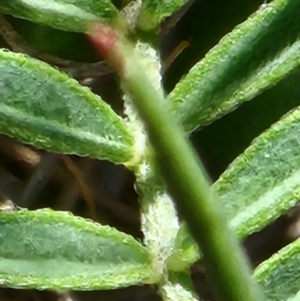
[
  {"left": 255, "top": 238, "right": 300, "bottom": 301},
  {"left": 0, "top": 0, "right": 117, "bottom": 32},
  {"left": 170, "top": 0, "right": 300, "bottom": 133},
  {"left": 0, "top": 50, "right": 134, "bottom": 164},
  {"left": 168, "top": 105, "right": 300, "bottom": 269},
  {"left": 137, "top": 0, "right": 190, "bottom": 32},
  {"left": 0, "top": 209, "right": 156, "bottom": 289}
]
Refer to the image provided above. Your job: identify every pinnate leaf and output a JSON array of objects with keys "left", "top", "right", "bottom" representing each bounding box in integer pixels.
[
  {"left": 0, "top": 0, "right": 118, "bottom": 33},
  {"left": 0, "top": 49, "right": 134, "bottom": 165},
  {"left": 0, "top": 209, "right": 157, "bottom": 290},
  {"left": 168, "top": 105, "right": 300, "bottom": 269},
  {"left": 170, "top": 0, "right": 300, "bottom": 133},
  {"left": 255, "top": 238, "right": 300, "bottom": 301},
  {"left": 137, "top": 0, "right": 190, "bottom": 32}
]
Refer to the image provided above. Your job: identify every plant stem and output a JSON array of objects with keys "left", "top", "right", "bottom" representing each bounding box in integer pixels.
[
  {"left": 123, "top": 41, "right": 181, "bottom": 280},
  {"left": 118, "top": 46, "right": 263, "bottom": 301}
]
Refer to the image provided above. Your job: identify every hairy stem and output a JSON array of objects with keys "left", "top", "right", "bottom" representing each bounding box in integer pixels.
[{"left": 94, "top": 30, "right": 264, "bottom": 301}]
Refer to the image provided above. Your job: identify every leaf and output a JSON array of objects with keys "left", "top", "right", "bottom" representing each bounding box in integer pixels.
[
  {"left": 190, "top": 68, "right": 300, "bottom": 181},
  {"left": 166, "top": 223, "right": 198, "bottom": 271},
  {"left": 168, "top": 104, "right": 300, "bottom": 270},
  {"left": 254, "top": 238, "right": 300, "bottom": 301},
  {"left": 5, "top": 15, "right": 98, "bottom": 62},
  {"left": 137, "top": 0, "right": 190, "bottom": 32},
  {"left": 169, "top": 0, "right": 300, "bottom": 133},
  {"left": 0, "top": 0, "right": 118, "bottom": 33},
  {"left": 0, "top": 49, "right": 134, "bottom": 165},
  {"left": 168, "top": 270, "right": 196, "bottom": 295},
  {"left": 0, "top": 209, "right": 157, "bottom": 290}
]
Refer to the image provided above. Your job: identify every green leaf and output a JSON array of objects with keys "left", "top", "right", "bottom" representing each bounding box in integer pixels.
[
  {"left": 4, "top": 15, "right": 98, "bottom": 62},
  {"left": 0, "top": 49, "right": 134, "bottom": 165},
  {"left": 0, "top": 0, "right": 118, "bottom": 33},
  {"left": 166, "top": 223, "right": 198, "bottom": 271},
  {"left": 254, "top": 238, "right": 300, "bottom": 301},
  {"left": 170, "top": 0, "right": 300, "bottom": 133},
  {"left": 0, "top": 209, "right": 157, "bottom": 290},
  {"left": 137, "top": 0, "right": 190, "bottom": 32},
  {"left": 168, "top": 104, "right": 300, "bottom": 269},
  {"left": 190, "top": 68, "right": 300, "bottom": 182},
  {"left": 168, "top": 269, "right": 196, "bottom": 295}
]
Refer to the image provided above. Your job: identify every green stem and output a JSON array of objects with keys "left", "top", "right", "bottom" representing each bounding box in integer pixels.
[{"left": 118, "top": 48, "right": 263, "bottom": 301}]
